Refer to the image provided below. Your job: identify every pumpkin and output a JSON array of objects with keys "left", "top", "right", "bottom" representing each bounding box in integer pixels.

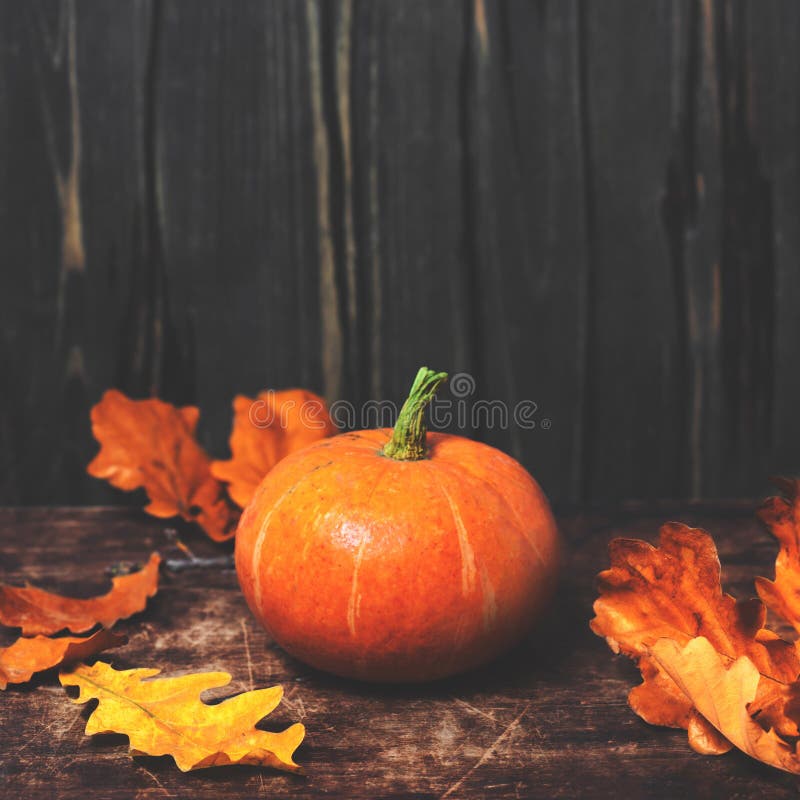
[{"left": 235, "top": 368, "right": 560, "bottom": 682}]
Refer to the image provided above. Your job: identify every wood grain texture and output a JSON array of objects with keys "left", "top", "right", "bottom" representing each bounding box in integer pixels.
[
  {"left": 3, "top": 506, "right": 800, "bottom": 798},
  {"left": 1, "top": 0, "right": 798, "bottom": 507},
  {"left": 464, "top": 0, "right": 588, "bottom": 503}
]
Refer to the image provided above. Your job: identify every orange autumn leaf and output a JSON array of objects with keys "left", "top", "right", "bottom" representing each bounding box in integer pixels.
[
  {"left": 211, "top": 389, "right": 338, "bottom": 508},
  {"left": 756, "top": 478, "right": 800, "bottom": 634},
  {"left": 0, "top": 553, "right": 160, "bottom": 635},
  {"left": 88, "top": 390, "right": 237, "bottom": 541},
  {"left": 0, "top": 630, "right": 126, "bottom": 689},
  {"left": 60, "top": 660, "right": 305, "bottom": 772},
  {"left": 591, "top": 523, "right": 800, "bottom": 753},
  {"left": 650, "top": 637, "right": 800, "bottom": 774}
]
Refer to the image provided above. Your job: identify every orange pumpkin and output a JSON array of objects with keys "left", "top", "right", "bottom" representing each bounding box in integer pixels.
[{"left": 235, "top": 368, "right": 560, "bottom": 682}]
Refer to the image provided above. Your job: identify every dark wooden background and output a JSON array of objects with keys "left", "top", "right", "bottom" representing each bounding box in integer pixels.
[{"left": 2, "top": 0, "right": 798, "bottom": 508}]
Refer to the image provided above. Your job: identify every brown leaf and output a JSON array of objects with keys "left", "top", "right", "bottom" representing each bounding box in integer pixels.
[
  {"left": 0, "top": 553, "right": 160, "bottom": 635},
  {"left": 60, "top": 660, "right": 305, "bottom": 772},
  {"left": 211, "top": 389, "right": 337, "bottom": 508},
  {"left": 756, "top": 478, "right": 800, "bottom": 634},
  {"left": 651, "top": 637, "right": 800, "bottom": 773},
  {"left": 0, "top": 630, "right": 126, "bottom": 689},
  {"left": 591, "top": 523, "right": 800, "bottom": 748},
  {"left": 628, "top": 658, "right": 733, "bottom": 755},
  {"left": 88, "top": 390, "right": 237, "bottom": 541}
]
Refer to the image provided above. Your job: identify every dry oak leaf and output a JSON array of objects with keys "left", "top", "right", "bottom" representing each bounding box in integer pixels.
[
  {"left": 60, "top": 660, "right": 305, "bottom": 772},
  {"left": 756, "top": 478, "right": 800, "bottom": 634},
  {"left": 651, "top": 636, "right": 800, "bottom": 774},
  {"left": 0, "top": 630, "right": 126, "bottom": 689},
  {"left": 0, "top": 553, "right": 160, "bottom": 635},
  {"left": 88, "top": 390, "right": 237, "bottom": 541},
  {"left": 211, "top": 389, "right": 338, "bottom": 508},
  {"left": 591, "top": 523, "right": 800, "bottom": 753}
]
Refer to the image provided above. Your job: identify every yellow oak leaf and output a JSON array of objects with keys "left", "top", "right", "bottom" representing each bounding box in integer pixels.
[
  {"left": 0, "top": 630, "right": 125, "bottom": 689},
  {"left": 60, "top": 660, "right": 305, "bottom": 772}
]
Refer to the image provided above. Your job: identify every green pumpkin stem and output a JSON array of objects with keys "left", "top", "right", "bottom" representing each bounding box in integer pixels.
[{"left": 381, "top": 367, "right": 448, "bottom": 461}]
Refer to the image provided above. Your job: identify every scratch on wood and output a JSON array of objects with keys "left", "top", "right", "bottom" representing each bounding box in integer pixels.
[
  {"left": 691, "top": 363, "right": 704, "bottom": 500},
  {"left": 711, "top": 261, "right": 721, "bottom": 334},
  {"left": 439, "top": 702, "right": 531, "bottom": 799},
  {"left": 240, "top": 618, "right": 254, "bottom": 691},
  {"left": 138, "top": 765, "right": 173, "bottom": 797},
  {"left": 367, "top": 6, "right": 382, "bottom": 399},
  {"left": 451, "top": 697, "right": 499, "bottom": 724},
  {"left": 701, "top": 0, "right": 719, "bottom": 134},
  {"left": 474, "top": 0, "right": 489, "bottom": 58},
  {"left": 686, "top": 269, "right": 703, "bottom": 498},
  {"left": 306, "top": 0, "right": 344, "bottom": 402},
  {"left": 58, "top": 0, "right": 85, "bottom": 275},
  {"left": 28, "top": 0, "right": 86, "bottom": 350},
  {"left": 11, "top": 712, "right": 81, "bottom": 759},
  {"left": 281, "top": 686, "right": 307, "bottom": 720},
  {"left": 336, "top": 0, "right": 358, "bottom": 375},
  {"left": 65, "top": 345, "right": 85, "bottom": 380}
]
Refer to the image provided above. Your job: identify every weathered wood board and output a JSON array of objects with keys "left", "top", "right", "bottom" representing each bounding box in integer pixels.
[{"left": 2, "top": 505, "right": 800, "bottom": 798}]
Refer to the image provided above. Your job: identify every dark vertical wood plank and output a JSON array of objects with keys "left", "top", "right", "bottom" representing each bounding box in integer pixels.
[
  {"left": 746, "top": 1, "right": 800, "bottom": 486},
  {"left": 0, "top": 0, "right": 152, "bottom": 505},
  {"left": 349, "top": 0, "right": 472, "bottom": 415},
  {"left": 663, "top": 0, "right": 782, "bottom": 499},
  {"left": 461, "top": 0, "right": 588, "bottom": 502},
  {"left": 582, "top": 0, "right": 685, "bottom": 503},
  {"left": 714, "top": 0, "right": 775, "bottom": 496},
  {"left": 660, "top": 0, "right": 726, "bottom": 500},
  {"left": 154, "top": 0, "right": 327, "bottom": 458}
]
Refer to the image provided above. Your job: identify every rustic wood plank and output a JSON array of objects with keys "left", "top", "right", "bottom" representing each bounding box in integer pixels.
[
  {"left": 2, "top": 505, "right": 800, "bottom": 797},
  {"left": 698, "top": 0, "right": 775, "bottom": 498},
  {"left": 747, "top": 2, "right": 800, "bottom": 490},
  {"left": 660, "top": 0, "right": 725, "bottom": 500},
  {"left": 0, "top": 0, "right": 153, "bottom": 506},
  {"left": 580, "top": 0, "right": 685, "bottom": 503},
  {"left": 153, "top": 0, "right": 329, "bottom": 461},
  {"left": 462, "top": 0, "right": 588, "bottom": 503},
  {"left": 349, "top": 0, "right": 473, "bottom": 417},
  {"left": 657, "top": 0, "right": 787, "bottom": 500}
]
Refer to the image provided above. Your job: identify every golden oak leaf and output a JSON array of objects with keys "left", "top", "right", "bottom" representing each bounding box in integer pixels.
[
  {"left": 88, "top": 390, "right": 237, "bottom": 541},
  {"left": 591, "top": 523, "right": 800, "bottom": 752},
  {"left": 755, "top": 478, "right": 800, "bottom": 634},
  {"left": 0, "top": 630, "right": 126, "bottom": 689},
  {"left": 651, "top": 637, "right": 800, "bottom": 774},
  {"left": 0, "top": 553, "right": 160, "bottom": 635},
  {"left": 211, "top": 389, "right": 338, "bottom": 508},
  {"left": 60, "top": 661, "right": 305, "bottom": 772}
]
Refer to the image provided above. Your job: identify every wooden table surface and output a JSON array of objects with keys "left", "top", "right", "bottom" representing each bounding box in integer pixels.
[{"left": 2, "top": 504, "right": 799, "bottom": 799}]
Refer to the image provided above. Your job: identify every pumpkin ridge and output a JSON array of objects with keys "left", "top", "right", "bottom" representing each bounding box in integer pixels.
[
  {"left": 428, "top": 467, "right": 479, "bottom": 597},
  {"left": 251, "top": 458, "right": 336, "bottom": 612},
  {"left": 432, "top": 457, "right": 547, "bottom": 567},
  {"left": 346, "top": 461, "right": 393, "bottom": 638}
]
